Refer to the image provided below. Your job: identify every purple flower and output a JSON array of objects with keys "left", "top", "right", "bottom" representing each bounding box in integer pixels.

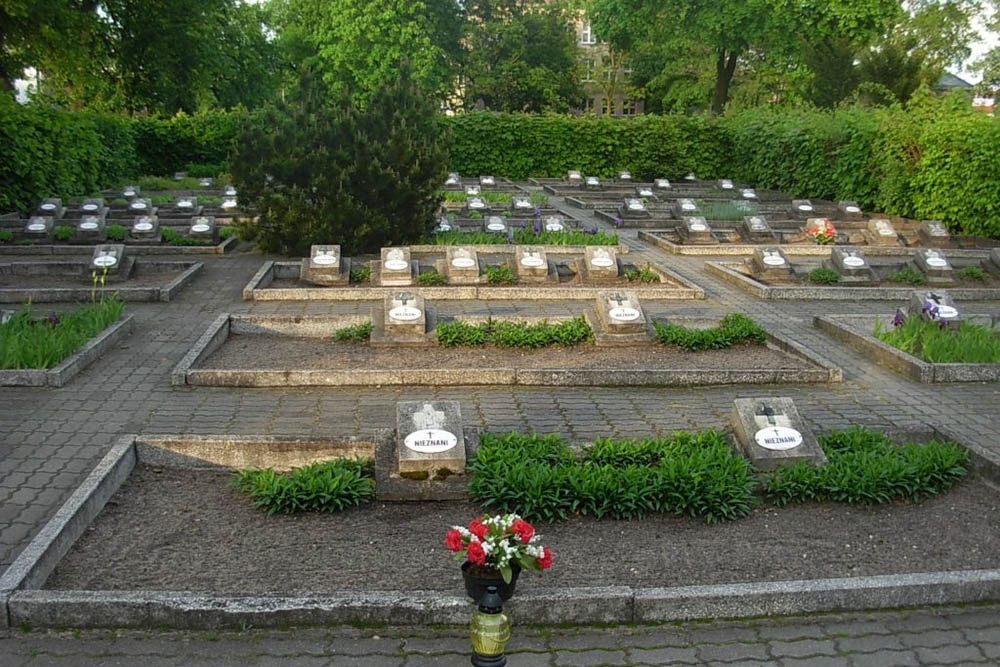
[
  {"left": 590, "top": 226, "right": 599, "bottom": 235},
  {"left": 532, "top": 221, "right": 541, "bottom": 234},
  {"left": 613, "top": 217, "right": 623, "bottom": 229},
  {"left": 892, "top": 311, "right": 905, "bottom": 327},
  {"left": 532, "top": 207, "right": 541, "bottom": 218},
  {"left": 506, "top": 231, "right": 514, "bottom": 244},
  {"left": 519, "top": 219, "right": 526, "bottom": 228},
  {"left": 47, "top": 312, "right": 59, "bottom": 327}
]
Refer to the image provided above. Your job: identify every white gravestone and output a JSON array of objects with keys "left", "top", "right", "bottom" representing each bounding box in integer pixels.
[
  {"left": 384, "top": 292, "right": 426, "bottom": 338},
  {"left": 743, "top": 215, "right": 773, "bottom": 240},
  {"left": 446, "top": 246, "right": 480, "bottom": 282},
  {"left": 464, "top": 184, "right": 481, "bottom": 196},
  {"left": 792, "top": 199, "right": 814, "bottom": 217},
  {"left": 719, "top": 179, "right": 734, "bottom": 190},
  {"left": 741, "top": 188, "right": 757, "bottom": 200},
  {"left": 188, "top": 216, "right": 215, "bottom": 239},
  {"left": 380, "top": 247, "right": 414, "bottom": 285},
  {"left": 131, "top": 215, "right": 159, "bottom": 239},
  {"left": 479, "top": 175, "right": 496, "bottom": 186},
  {"left": 914, "top": 248, "right": 954, "bottom": 281},
  {"left": 512, "top": 196, "right": 533, "bottom": 210},
  {"left": 908, "top": 290, "right": 960, "bottom": 322},
  {"left": 596, "top": 291, "right": 646, "bottom": 335},
  {"left": 655, "top": 178, "right": 670, "bottom": 190},
  {"left": 919, "top": 220, "right": 951, "bottom": 248},
  {"left": 839, "top": 201, "right": 863, "bottom": 218},
  {"left": 515, "top": 246, "right": 549, "bottom": 280},
  {"left": 445, "top": 172, "right": 460, "bottom": 186},
  {"left": 731, "top": 397, "right": 827, "bottom": 471},
  {"left": 619, "top": 171, "right": 632, "bottom": 181},
  {"left": 866, "top": 218, "right": 898, "bottom": 245},
  {"left": 89, "top": 244, "right": 124, "bottom": 273},
  {"left": 484, "top": 216, "right": 507, "bottom": 233},
  {"left": 583, "top": 246, "right": 619, "bottom": 280},
  {"left": 25, "top": 216, "right": 53, "bottom": 235},
  {"left": 543, "top": 215, "right": 565, "bottom": 232},
  {"left": 396, "top": 401, "right": 466, "bottom": 477}
]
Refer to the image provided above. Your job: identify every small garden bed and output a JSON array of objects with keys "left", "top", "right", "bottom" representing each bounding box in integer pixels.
[
  {"left": 427, "top": 228, "right": 618, "bottom": 246},
  {"left": 0, "top": 259, "right": 203, "bottom": 303}
]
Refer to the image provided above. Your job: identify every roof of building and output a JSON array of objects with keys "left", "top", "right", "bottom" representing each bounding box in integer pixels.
[{"left": 936, "top": 72, "right": 972, "bottom": 90}]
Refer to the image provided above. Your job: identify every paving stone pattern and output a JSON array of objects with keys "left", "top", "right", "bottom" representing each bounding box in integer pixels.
[{"left": 1, "top": 190, "right": 999, "bottom": 659}]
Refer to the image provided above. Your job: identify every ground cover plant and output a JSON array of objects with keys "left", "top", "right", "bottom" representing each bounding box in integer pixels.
[
  {"left": 808, "top": 267, "right": 840, "bottom": 284},
  {"left": 653, "top": 313, "right": 766, "bottom": 350},
  {"left": 440, "top": 191, "right": 548, "bottom": 205},
  {"left": 467, "top": 430, "right": 756, "bottom": 523},
  {"left": 886, "top": 265, "right": 926, "bottom": 285},
  {"left": 219, "top": 227, "right": 236, "bottom": 240},
  {"left": 874, "top": 315, "right": 1000, "bottom": 363},
  {"left": 161, "top": 228, "right": 211, "bottom": 246},
  {"left": 436, "top": 317, "right": 593, "bottom": 349},
  {"left": 697, "top": 200, "right": 759, "bottom": 220},
  {"left": 0, "top": 297, "right": 125, "bottom": 369},
  {"left": 416, "top": 270, "right": 448, "bottom": 286},
  {"left": 485, "top": 265, "right": 518, "bottom": 285},
  {"left": 624, "top": 266, "right": 660, "bottom": 283},
  {"left": 349, "top": 264, "right": 371, "bottom": 284},
  {"left": 430, "top": 228, "right": 618, "bottom": 246},
  {"left": 332, "top": 321, "right": 372, "bottom": 342},
  {"left": 764, "top": 426, "right": 968, "bottom": 506},
  {"left": 957, "top": 266, "right": 989, "bottom": 282},
  {"left": 105, "top": 224, "right": 127, "bottom": 241},
  {"left": 54, "top": 226, "right": 74, "bottom": 242},
  {"left": 231, "top": 459, "right": 375, "bottom": 515},
  {"left": 0, "top": 230, "right": 12, "bottom": 244}
]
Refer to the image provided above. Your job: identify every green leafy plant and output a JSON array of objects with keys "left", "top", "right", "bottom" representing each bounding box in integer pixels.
[
  {"left": 219, "top": 226, "right": 236, "bottom": 240},
  {"left": 808, "top": 267, "right": 840, "bottom": 284},
  {"left": 430, "top": 229, "right": 619, "bottom": 246},
  {"left": 624, "top": 266, "right": 660, "bottom": 283},
  {"left": 416, "top": 270, "right": 447, "bottom": 286},
  {"left": 764, "top": 426, "right": 968, "bottom": 506},
  {"left": 199, "top": 195, "right": 223, "bottom": 205},
  {"left": 957, "top": 266, "right": 989, "bottom": 282},
  {"left": 150, "top": 194, "right": 174, "bottom": 205},
  {"left": 0, "top": 229, "right": 12, "bottom": 244},
  {"left": 54, "top": 225, "right": 75, "bottom": 242},
  {"left": 16, "top": 239, "right": 33, "bottom": 246},
  {"left": 349, "top": 264, "right": 371, "bottom": 284},
  {"left": 111, "top": 198, "right": 128, "bottom": 206},
  {"left": 467, "top": 210, "right": 483, "bottom": 219},
  {"left": 654, "top": 313, "right": 766, "bottom": 350},
  {"left": 161, "top": 227, "right": 211, "bottom": 246},
  {"left": 105, "top": 224, "right": 127, "bottom": 241},
  {"left": 0, "top": 298, "right": 125, "bottom": 369},
  {"left": 874, "top": 315, "right": 1000, "bottom": 363},
  {"left": 886, "top": 265, "right": 926, "bottom": 285},
  {"left": 485, "top": 265, "right": 517, "bottom": 285},
  {"left": 333, "top": 321, "right": 372, "bottom": 342},
  {"left": 231, "top": 459, "right": 375, "bottom": 515},
  {"left": 436, "top": 317, "right": 593, "bottom": 348}
]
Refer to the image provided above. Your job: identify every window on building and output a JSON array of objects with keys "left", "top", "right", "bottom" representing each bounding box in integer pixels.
[
  {"left": 582, "top": 58, "right": 596, "bottom": 82},
  {"left": 581, "top": 21, "right": 596, "bottom": 45},
  {"left": 622, "top": 100, "right": 638, "bottom": 116}
]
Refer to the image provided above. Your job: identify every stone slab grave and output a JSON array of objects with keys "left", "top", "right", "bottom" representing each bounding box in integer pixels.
[
  {"left": 751, "top": 247, "right": 792, "bottom": 280},
  {"left": 466, "top": 196, "right": 488, "bottom": 215},
  {"left": 589, "top": 291, "right": 649, "bottom": 345},
  {"left": 654, "top": 178, "right": 670, "bottom": 191},
  {"left": 730, "top": 397, "right": 827, "bottom": 471},
  {"left": 131, "top": 215, "right": 159, "bottom": 241},
  {"left": 79, "top": 198, "right": 106, "bottom": 216},
  {"left": 198, "top": 177, "right": 212, "bottom": 187},
  {"left": 444, "top": 172, "right": 460, "bottom": 187},
  {"left": 991, "top": 248, "right": 1000, "bottom": 274},
  {"left": 379, "top": 247, "right": 415, "bottom": 286},
  {"left": 188, "top": 216, "right": 217, "bottom": 242},
  {"left": 75, "top": 214, "right": 107, "bottom": 243},
  {"left": 24, "top": 216, "right": 53, "bottom": 238},
  {"left": 514, "top": 246, "right": 551, "bottom": 282},
  {"left": 914, "top": 248, "right": 954, "bottom": 284},
  {"left": 581, "top": 246, "right": 619, "bottom": 282},
  {"left": 542, "top": 215, "right": 566, "bottom": 232},
  {"left": 828, "top": 246, "right": 876, "bottom": 284},
  {"left": 371, "top": 291, "right": 435, "bottom": 345},
  {"left": 174, "top": 171, "right": 187, "bottom": 181},
  {"left": 673, "top": 198, "right": 701, "bottom": 218},
  {"left": 908, "top": 289, "right": 961, "bottom": 323},
  {"left": 479, "top": 175, "right": 496, "bottom": 186},
  {"left": 567, "top": 170, "right": 582, "bottom": 185},
  {"left": 128, "top": 198, "right": 155, "bottom": 217},
  {"left": 174, "top": 196, "right": 202, "bottom": 216},
  {"left": 90, "top": 244, "right": 125, "bottom": 275},
  {"left": 220, "top": 195, "right": 238, "bottom": 211},
  {"left": 121, "top": 185, "right": 140, "bottom": 199},
  {"left": 444, "top": 246, "right": 479, "bottom": 283},
  {"left": 618, "top": 170, "right": 632, "bottom": 181},
  {"left": 621, "top": 197, "right": 649, "bottom": 218},
  {"left": 464, "top": 184, "right": 481, "bottom": 197},
  {"left": 512, "top": 195, "right": 533, "bottom": 212},
  {"left": 36, "top": 198, "right": 65, "bottom": 219},
  {"left": 484, "top": 215, "right": 507, "bottom": 234},
  {"left": 865, "top": 218, "right": 899, "bottom": 246},
  {"left": 434, "top": 216, "right": 454, "bottom": 233},
  {"left": 300, "top": 244, "right": 349, "bottom": 286},
  {"left": 395, "top": 400, "right": 466, "bottom": 482},
  {"left": 636, "top": 184, "right": 655, "bottom": 198},
  {"left": 791, "top": 199, "right": 815, "bottom": 219},
  {"left": 582, "top": 175, "right": 602, "bottom": 190},
  {"left": 743, "top": 215, "right": 775, "bottom": 242},
  {"left": 839, "top": 201, "right": 864, "bottom": 220},
  {"left": 678, "top": 216, "right": 717, "bottom": 245},
  {"left": 919, "top": 220, "right": 951, "bottom": 248},
  {"left": 224, "top": 185, "right": 237, "bottom": 197},
  {"left": 740, "top": 188, "right": 758, "bottom": 201},
  {"left": 718, "top": 179, "right": 736, "bottom": 192}
]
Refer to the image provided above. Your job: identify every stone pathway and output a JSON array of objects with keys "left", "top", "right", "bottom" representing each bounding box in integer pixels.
[{"left": 1, "top": 188, "right": 999, "bottom": 656}]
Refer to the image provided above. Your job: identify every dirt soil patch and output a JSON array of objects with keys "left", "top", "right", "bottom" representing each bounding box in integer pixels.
[
  {"left": 0, "top": 271, "right": 182, "bottom": 289},
  {"left": 198, "top": 337, "right": 814, "bottom": 372},
  {"left": 46, "top": 465, "right": 1000, "bottom": 594}
]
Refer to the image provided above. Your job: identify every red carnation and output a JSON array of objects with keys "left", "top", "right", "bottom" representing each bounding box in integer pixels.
[
  {"left": 467, "top": 540, "right": 486, "bottom": 566},
  {"left": 511, "top": 519, "right": 534, "bottom": 544},
  {"left": 469, "top": 517, "right": 489, "bottom": 540},
  {"left": 536, "top": 547, "right": 553, "bottom": 571},
  {"left": 444, "top": 529, "right": 464, "bottom": 553}
]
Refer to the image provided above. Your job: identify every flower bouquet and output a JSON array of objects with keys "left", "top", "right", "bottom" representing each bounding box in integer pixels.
[{"left": 805, "top": 218, "right": 836, "bottom": 245}]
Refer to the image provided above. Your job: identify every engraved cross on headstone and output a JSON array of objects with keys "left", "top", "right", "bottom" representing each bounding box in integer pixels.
[
  {"left": 928, "top": 292, "right": 942, "bottom": 305},
  {"left": 397, "top": 293, "right": 412, "bottom": 306},
  {"left": 756, "top": 403, "right": 777, "bottom": 426},
  {"left": 610, "top": 294, "right": 627, "bottom": 307},
  {"left": 412, "top": 403, "right": 445, "bottom": 430}
]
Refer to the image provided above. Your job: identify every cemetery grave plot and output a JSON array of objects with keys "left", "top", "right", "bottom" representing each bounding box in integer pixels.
[
  {"left": 172, "top": 305, "right": 840, "bottom": 387},
  {"left": 242, "top": 245, "right": 706, "bottom": 300},
  {"left": 815, "top": 291, "right": 1000, "bottom": 382},
  {"left": 17, "top": 417, "right": 1000, "bottom": 628},
  {"left": 440, "top": 173, "right": 523, "bottom": 193},
  {"left": 0, "top": 248, "right": 203, "bottom": 302},
  {"left": 705, "top": 247, "right": 1000, "bottom": 300}
]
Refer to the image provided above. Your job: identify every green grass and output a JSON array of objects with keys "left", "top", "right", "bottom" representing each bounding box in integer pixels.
[
  {"left": 467, "top": 430, "right": 756, "bottom": 523},
  {"left": 874, "top": 315, "right": 1000, "bottom": 363},
  {"left": 332, "top": 321, "right": 372, "bottom": 342},
  {"left": 0, "top": 298, "right": 126, "bottom": 369},
  {"left": 105, "top": 225, "right": 127, "bottom": 242},
  {"left": 110, "top": 198, "right": 128, "bottom": 206},
  {"left": 136, "top": 175, "right": 206, "bottom": 191},
  {"left": 886, "top": 265, "right": 926, "bottom": 285},
  {"left": 436, "top": 316, "right": 593, "bottom": 348},
  {"left": 808, "top": 267, "right": 840, "bottom": 284},
  {"left": 957, "top": 266, "right": 989, "bottom": 282},
  {"left": 219, "top": 226, "right": 236, "bottom": 240},
  {"left": 161, "top": 227, "right": 211, "bottom": 246},
  {"left": 0, "top": 229, "right": 12, "bottom": 244},
  {"left": 416, "top": 271, "right": 447, "bottom": 286},
  {"left": 485, "top": 265, "right": 517, "bottom": 285},
  {"left": 54, "top": 225, "right": 74, "bottom": 242},
  {"left": 764, "top": 426, "right": 968, "bottom": 506},
  {"left": 231, "top": 459, "right": 375, "bottom": 515},
  {"left": 654, "top": 313, "right": 766, "bottom": 350},
  {"left": 624, "top": 266, "right": 659, "bottom": 283},
  {"left": 199, "top": 196, "right": 223, "bottom": 205},
  {"left": 149, "top": 195, "right": 175, "bottom": 205},
  {"left": 697, "top": 199, "right": 760, "bottom": 220}
]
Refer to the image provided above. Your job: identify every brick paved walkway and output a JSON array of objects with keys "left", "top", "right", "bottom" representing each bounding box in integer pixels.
[{"left": 1, "top": 190, "right": 998, "bottom": 659}]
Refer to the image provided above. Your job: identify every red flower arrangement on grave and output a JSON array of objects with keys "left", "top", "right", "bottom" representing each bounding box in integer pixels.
[
  {"left": 445, "top": 513, "right": 552, "bottom": 582},
  {"left": 806, "top": 218, "right": 836, "bottom": 245}
]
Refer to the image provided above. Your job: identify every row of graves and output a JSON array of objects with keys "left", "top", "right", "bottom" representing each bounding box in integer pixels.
[
  {"left": 440, "top": 173, "right": 522, "bottom": 193},
  {"left": 435, "top": 211, "right": 579, "bottom": 236}
]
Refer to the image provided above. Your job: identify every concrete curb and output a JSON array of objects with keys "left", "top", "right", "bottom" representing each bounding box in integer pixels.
[
  {"left": 0, "top": 261, "right": 203, "bottom": 303},
  {"left": 170, "top": 313, "right": 230, "bottom": 386},
  {"left": 0, "top": 315, "right": 135, "bottom": 387},
  {"left": 815, "top": 314, "right": 1000, "bottom": 383},
  {"left": 706, "top": 261, "right": 1000, "bottom": 301},
  {"left": 0, "top": 237, "right": 235, "bottom": 256}
]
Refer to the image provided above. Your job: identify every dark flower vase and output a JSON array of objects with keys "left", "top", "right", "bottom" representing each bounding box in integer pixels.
[{"left": 462, "top": 561, "right": 521, "bottom": 602}]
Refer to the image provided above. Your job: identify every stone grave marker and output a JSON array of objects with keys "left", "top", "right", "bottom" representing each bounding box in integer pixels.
[
  {"left": 743, "top": 215, "right": 775, "bottom": 242},
  {"left": 542, "top": 215, "right": 566, "bottom": 232},
  {"left": 740, "top": 188, "right": 758, "bottom": 200},
  {"left": 919, "top": 220, "right": 951, "bottom": 248},
  {"left": 129, "top": 198, "right": 153, "bottom": 215},
  {"left": 583, "top": 246, "right": 619, "bottom": 281},
  {"left": 914, "top": 248, "right": 953, "bottom": 283},
  {"left": 595, "top": 291, "right": 646, "bottom": 335},
  {"left": 220, "top": 195, "right": 238, "bottom": 211},
  {"left": 731, "top": 397, "right": 827, "bottom": 471},
  {"left": 718, "top": 179, "right": 735, "bottom": 191},
  {"left": 636, "top": 185, "right": 654, "bottom": 198},
  {"left": 301, "top": 244, "right": 347, "bottom": 285},
  {"left": 479, "top": 175, "right": 496, "bottom": 186},
  {"left": 466, "top": 196, "right": 488, "bottom": 214},
  {"left": 130, "top": 215, "right": 159, "bottom": 240},
  {"left": 791, "top": 199, "right": 815, "bottom": 218},
  {"left": 445, "top": 246, "right": 479, "bottom": 282},
  {"left": 583, "top": 175, "right": 602, "bottom": 190},
  {"left": 384, "top": 292, "right": 426, "bottom": 337},
  {"left": 121, "top": 185, "right": 140, "bottom": 199},
  {"left": 435, "top": 216, "right": 453, "bottom": 233},
  {"left": 464, "top": 184, "right": 481, "bottom": 196},
  {"left": 752, "top": 247, "right": 792, "bottom": 278},
  {"left": 0, "top": 309, "right": 13, "bottom": 325},
  {"left": 173, "top": 171, "right": 187, "bottom": 181},
  {"left": 678, "top": 216, "right": 715, "bottom": 244},
  {"left": 685, "top": 172, "right": 697, "bottom": 181},
  {"left": 188, "top": 216, "right": 216, "bottom": 241},
  {"left": 567, "top": 170, "right": 582, "bottom": 184},
  {"left": 224, "top": 185, "right": 237, "bottom": 197},
  {"left": 673, "top": 198, "right": 701, "bottom": 217},
  {"left": 396, "top": 401, "right": 466, "bottom": 478},
  {"left": 90, "top": 244, "right": 124, "bottom": 274},
  {"left": 37, "top": 198, "right": 65, "bottom": 219},
  {"left": 908, "top": 289, "right": 960, "bottom": 323},
  {"left": 80, "top": 198, "right": 105, "bottom": 215},
  {"left": 380, "top": 247, "right": 414, "bottom": 286},
  {"left": 198, "top": 177, "right": 212, "bottom": 187},
  {"left": 866, "top": 218, "right": 898, "bottom": 245},
  {"left": 24, "top": 216, "right": 53, "bottom": 237},
  {"left": 445, "top": 172, "right": 461, "bottom": 186},
  {"left": 830, "top": 246, "right": 872, "bottom": 280},
  {"left": 654, "top": 178, "right": 670, "bottom": 190},
  {"left": 839, "top": 201, "right": 864, "bottom": 220},
  {"left": 175, "top": 196, "right": 200, "bottom": 215},
  {"left": 76, "top": 214, "right": 107, "bottom": 242},
  {"left": 515, "top": 246, "right": 549, "bottom": 281},
  {"left": 624, "top": 197, "right": 647, "bottom": 213},
  {"left": 619, "top": 170, "right": 632, "bottom": 181},
  {"left": 512, "top": 195, "right": 533, "bottom": 211},
  {"left": 484, "top": 216, "right": 507, "bottom": 234}
]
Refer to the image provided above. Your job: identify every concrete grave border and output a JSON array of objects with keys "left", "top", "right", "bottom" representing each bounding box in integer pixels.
[
  {"left": 815, "top": 314, "right": 1000, "bottom": 383},
  {"left": 171, "top": 313, "right": 841, "bottom": 387},
  {"left": 0, "top": 236, "right": 236, "bottom": 256},
  {"left": 0, "top": 315, "right": 135, "bottom": 387},
  {"left": 705, "top": 260, "right": 1000, "bottom": 301},
  {"left": 242, "top": 260, "right": 705, "bottom": 301},
  {"left": 2, "top": 426, "right": 999, "bottom": 629},
  {"left": 0, "top": 260, "right": 203, "bottom": 303}
]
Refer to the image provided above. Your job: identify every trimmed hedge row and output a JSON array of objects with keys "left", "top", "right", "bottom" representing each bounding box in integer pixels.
[{"left": 3, "top": 102, "right": 999, "bottom": 238}]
